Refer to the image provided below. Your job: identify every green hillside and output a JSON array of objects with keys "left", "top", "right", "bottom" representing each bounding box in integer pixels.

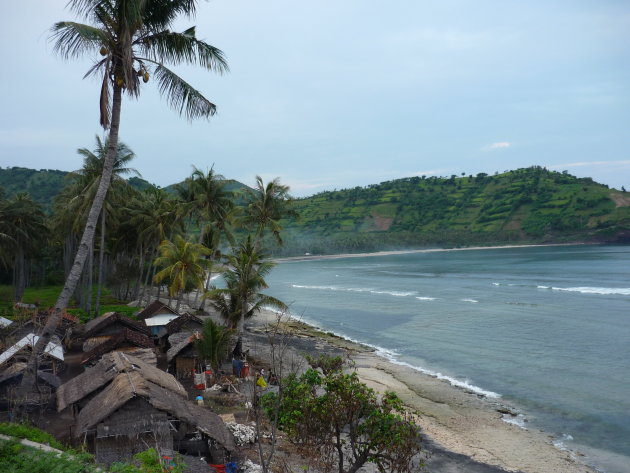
[
  {"left": 275, "top": 167, "right": 630, "bottom": 255},
  {"left": 0, "top": 167, "right": 68, "bottom": 207},
  {"left": 0, "top": 167, "right": 155, "bottom": 209}
]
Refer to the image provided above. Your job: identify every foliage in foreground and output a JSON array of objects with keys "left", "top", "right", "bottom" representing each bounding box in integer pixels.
[
  {"left": 0, "top": 438, "right": 183, "bottom": 473},
  {"left": 263, "top": 358, "right": 422, "bottom": 473},
  {"left": 0, "top": 438, "right": 97, "bottom": 473},
  {"left": 0, "top": 422, "right": 63, "bottom": 449}
]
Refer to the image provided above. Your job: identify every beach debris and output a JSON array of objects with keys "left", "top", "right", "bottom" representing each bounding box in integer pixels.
[
  {"left": 226, "top": 422, "right": 257, "bottom": 445},
  {"left": 241, "top": 459, "right": 263, "bottom": 473}
]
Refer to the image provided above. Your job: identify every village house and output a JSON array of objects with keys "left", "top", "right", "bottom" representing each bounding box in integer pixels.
[{"left": 56, "top": 352, "right": 234, "bottom": 466}]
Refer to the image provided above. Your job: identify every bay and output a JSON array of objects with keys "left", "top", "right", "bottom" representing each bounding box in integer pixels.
[{"left": 263, "top": 244, "right": 630, "bottom": 473}]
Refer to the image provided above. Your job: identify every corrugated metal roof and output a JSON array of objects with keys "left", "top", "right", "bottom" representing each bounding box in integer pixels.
[
  {"left": 0, "top": 317, "right": 13, "bottom": 327},
  {"left": 143, "top": 314, "right": 179, "bottom": 327},
  {"left": 0, "top": 333, "right": 64, "bottom": 365}
]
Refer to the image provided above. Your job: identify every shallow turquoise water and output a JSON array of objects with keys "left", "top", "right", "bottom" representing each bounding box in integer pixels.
[{"left": 264, "top": 245, "right": 630, "bottom": 473}]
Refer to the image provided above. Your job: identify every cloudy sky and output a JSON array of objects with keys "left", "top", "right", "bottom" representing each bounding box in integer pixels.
[{"left": 1, "top": 1, "right": 629, "bottom": 196}]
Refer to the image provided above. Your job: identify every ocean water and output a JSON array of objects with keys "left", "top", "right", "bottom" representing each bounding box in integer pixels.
[{"left": 263, "top": 244, "right": 630, "bottom": 473}]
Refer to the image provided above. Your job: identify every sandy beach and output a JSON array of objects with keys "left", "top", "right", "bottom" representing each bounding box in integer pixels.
[
  {"left": 245, "top": 308, "right": 598, "bottom": 473},
  {"left": 274, "top": 243, "right": 584, "bottom": 263}
]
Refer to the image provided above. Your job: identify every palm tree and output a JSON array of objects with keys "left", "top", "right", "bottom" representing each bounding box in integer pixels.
[
  {"left": 211, "top": 236, "right": 287, "bottom": 356},
  {"left": 153, "top": 235, "right": 211, "bottom": 312},
  {"left": 243, "top": 176, "right": 297, "bottom": 245},
  {"left": 195, "top": 319, "right": 233, "bottom": 377},
  {"left": 22, "top": 0, "right": 227, "bottom": 394},
  {"left": 188, "top": 166, "right": 236, "bottom": 308},
  {"left": 126, "top": 187, "right": 182, "bottom": 305},
  {"left": 0, "top": 194, "right": 47, "bottom": 302},
  {"left": 190, "top": 166, "right": 235, "bottom": 243},
  {"left": 66, "top": 136, "right": 139, "bottom": 315}
]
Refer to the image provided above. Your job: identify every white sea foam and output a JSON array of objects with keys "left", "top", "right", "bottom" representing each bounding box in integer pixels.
[
  {"left": 415, "top": 296, "right": 437, "bottom": 301},
  {"left": 501, "top": 413, "right": 528, "bottom": 429},
  {"left": 553, "top": 433, "right": 575, "bottom": 451},
  {"left": 374, "top": 349, "right": 501, "bottom": 399},
  {"left": 371, "top": 290, "right": 418, "bottom": 297},
  {"left": 291, "top": 284, "right": 418, "bottom": 298},
  {"left": 461, "top": 298, "right": 479, "bottom": 303},
  {"left": 492, "top": 282, "right": 501, "bottom": 286},
  {"left": 266, "top": 305, "right": 502, "bottom": 399},
  {"left": 537, "top": 285, "right": 550, "bottom": 289},
  {"left": 551, "top": 286, "right": 630, "bottom": 295}
]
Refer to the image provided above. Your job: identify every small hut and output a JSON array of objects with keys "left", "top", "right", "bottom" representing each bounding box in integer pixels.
[
  {"left": 154, "top": 313, "right": 204, "bottom": 349},
  {"left": 81, "top": 312, "right": 150, "bottom": 353},
  {"left": 11, "top": 311, "right": 79, "bottom": 347},
  {"left": 57, "top": 352, "right": 234, "bottom": 466},
  {"left": 0, "top": 362, "right": 61, "bottom": 409},
  {"left": 0, "top": 333, "right": 64, "bottom": 374},
  {"left": 81, "top": 329, "right": 155, "bottom": 365},
  {"left": 144, "top": 313, "right": 180, "bottom": 338},
  {"left": 136, "top": 300, "right": 179, "bottom": 321},
  {"left": 166, "top": 332, "right": 202, "bottom": 379}
]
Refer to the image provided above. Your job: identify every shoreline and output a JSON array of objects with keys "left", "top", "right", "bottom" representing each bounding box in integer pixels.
[
  {"left": 246, "top": 308, "right": 599, "bottom": 473},
  {"left": 273, "top": 242, "right": 586, "bottom": 263}
]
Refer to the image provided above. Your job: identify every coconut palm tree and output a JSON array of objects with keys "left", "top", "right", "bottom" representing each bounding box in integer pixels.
[
  {"left": 211, "top": 236, "right": 287, "bottom": 356},
  {"left": 63, "top": 135, "right": 139, "bottom": 315},
  {"left": 190, "top": 166, "right": 235, "bottom": 243},
  {"left": 187, "top": 166, "right": 236, "bottom": 308},
  {"left": 243, "top": 176, "right": 297, "bottom": 245},
  {"left": 126, "top": 187, "right": 182, "bottom": 304},
  {"left": 22, "top": 0, "right": 227, "bottom": 394},
  {"left": 195, "top": 319, "right": 233, "bottom": 377},
  {"left": 153, "top": 235, "right": 211, "bottom": 312},
  {"left": 0, "top": 194, "right": 47, "bottom": 302}
]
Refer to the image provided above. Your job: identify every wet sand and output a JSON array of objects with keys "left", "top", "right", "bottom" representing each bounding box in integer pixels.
[{"left": 246, "top": 310, "right": 597, "bottom": 473}]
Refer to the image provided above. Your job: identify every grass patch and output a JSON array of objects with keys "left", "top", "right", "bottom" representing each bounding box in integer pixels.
[{"left": 0, "top": 422, "right": 63, "bottom": 449}]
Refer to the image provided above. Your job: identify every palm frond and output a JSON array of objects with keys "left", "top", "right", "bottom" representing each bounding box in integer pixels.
[
  {"left": 142, "top": 0, "right": 197, "bottom": 30},
  {"left": 140, "top": 28, "right": 228, "bottom": 73},
  {"left": 50, "top": 21, "right": 107, "bottom": 59},
  {"left": 153, "top": 64, "right": 217, "bottom": 120}
]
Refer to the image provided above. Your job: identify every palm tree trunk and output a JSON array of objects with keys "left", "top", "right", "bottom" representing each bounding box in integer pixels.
[
  {"left": 13, "top": 245, "right": 26, "bottom": 302},
  {"left": 132, "top": 243, "right": 144, "bottom": 303},
  {"left": 198, "top": 268, "right": 212, "bottom": 312},
  {"left": 21, "top": 84, "right": 123, "bottom": 395},
  {"left": 94, "top": 208, "right": 106, "bottom": 317},
  {"left": 86, "top": 239, "right": 94, "bottom": 315}
]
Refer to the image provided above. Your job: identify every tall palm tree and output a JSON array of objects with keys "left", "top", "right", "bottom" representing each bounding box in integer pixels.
[
  {"left": 126, "top": 187, "right": 182, "bottom": 304},
  {"left": 153, "top": 235, "right": 211, "bottom": 312},
  {"left": 212, "top": 236, "right": 287, "bottom": 356},
  {"left": 66, "top": 135, "right": 139, "bottom": 315},
  {"left": 243, "top": 176, "right": 297, "bottom": 245},
  {"left": 190, "top": 166, "right": 235, "bottom": 243},
  {"left": 188, "top": 166, "right": 235, "bottom": 308},
  {"left": 22, "top": 0, "right": 227, "bottom": 394}
]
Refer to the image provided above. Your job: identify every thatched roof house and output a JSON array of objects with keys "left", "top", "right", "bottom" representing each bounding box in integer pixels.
[
  {"left": 136, "top": 300, "right": 179, "bottom": 321},
  {"left": 81, "top": 329, "right": 154, "bottom": 365},
  {"left": 0, "top": 362, "right": 61, "bottom": 408},
  {"left": 167, "top": 332, "right": 202, "bottom": 379},
  {"left": 165, "top": 313, "right": 204, "bottom": 337},
  {"left": 80, "top": 312, "right": 150, "bottom": 352},
  {"left": 10, "top": 311, "right": 79, "bottom": 345},
  {"left": 57, "top": 352, "right": 234, "bottom": 466}
]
